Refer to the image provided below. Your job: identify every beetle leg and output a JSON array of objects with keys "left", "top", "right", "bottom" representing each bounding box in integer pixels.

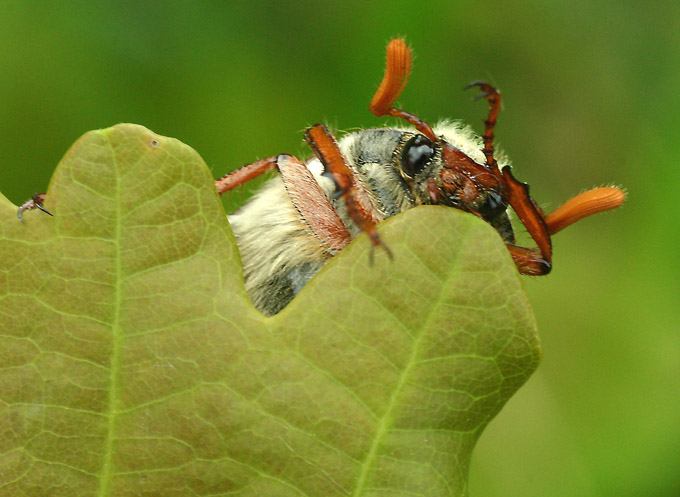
[
  {"left": 465, "top": 81, "right": 501, "bottom": 171},
  {"left": 305, "top": 123, "right": 392, "bottom": 260},
  {"left": 506, "top": 245, "right": 552, "bottom": 275},
  {"left": 505, "top": 183, "right": 626, "bottom": 275},
  {"left": 215, "top": 153, "right": 351, "bottom": 254},
  {"left": 17, "top": 193, "right": 52, "bottom": 223},
  {"left": 500, "top": 166, "right": 553, "bottom": 273},
  {"left": 215, "top": 156, "right": 280, "bottom": 194}
]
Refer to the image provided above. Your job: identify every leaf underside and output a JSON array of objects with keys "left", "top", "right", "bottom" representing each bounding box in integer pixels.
[{"left": 0, "top": 124, "right": 540, "bottom": 497}]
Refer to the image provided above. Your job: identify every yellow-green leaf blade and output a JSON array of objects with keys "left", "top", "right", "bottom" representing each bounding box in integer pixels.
[{"left": 0, "top": 124, "right": 540, "bottom": 497}]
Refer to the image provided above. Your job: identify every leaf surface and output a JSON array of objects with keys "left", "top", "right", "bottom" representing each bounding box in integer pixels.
[{"left": 0, "top": 124, "right": 540, "bottom": 497}]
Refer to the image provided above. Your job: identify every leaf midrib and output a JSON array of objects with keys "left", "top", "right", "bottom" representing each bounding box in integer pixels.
[
  {"left": 96, "top": 131, "right": 124, "bottom": 497},
  {"left": 351, "top": 220, "right": 470, "bottom": 497}
]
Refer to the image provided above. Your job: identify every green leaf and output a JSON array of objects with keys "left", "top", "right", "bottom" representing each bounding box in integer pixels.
[{"left": 0, "top": 124, "right": 540, "bottom": 497}]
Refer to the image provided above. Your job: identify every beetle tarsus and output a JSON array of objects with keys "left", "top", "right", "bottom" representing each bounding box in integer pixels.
[
  {"left": 17, "top": 193, "right": 52, "bottom": 223},
  {"left": 368, "top": 231, "right": 393, "bottom": 266},
  {"left": 464, "top": 81, "right": 501, "bottom": 171}
]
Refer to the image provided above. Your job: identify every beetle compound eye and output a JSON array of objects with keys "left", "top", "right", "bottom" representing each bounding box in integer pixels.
[
  {"left": 401, "top": 134, "right": 435, "bottom": 178},
  {"left": 477, "top": 191, "right": 507, "bottom": 220}
]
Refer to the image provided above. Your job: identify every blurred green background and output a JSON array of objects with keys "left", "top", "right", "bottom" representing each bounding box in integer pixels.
[{"left": 1, "top": 1, "right": 678, "bottom": 496}]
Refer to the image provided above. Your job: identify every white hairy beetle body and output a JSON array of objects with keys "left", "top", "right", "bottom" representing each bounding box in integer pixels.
[{"left": 229, "top": 123, "right": 511, "bottom": 315}]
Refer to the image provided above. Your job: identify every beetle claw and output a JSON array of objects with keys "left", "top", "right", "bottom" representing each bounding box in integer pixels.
[
  {"left": 17, "top": 193, "right": 52, "bottom": 223},
  {"left": 464, "top": 80, "right": 497, "bottom": 101}
]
